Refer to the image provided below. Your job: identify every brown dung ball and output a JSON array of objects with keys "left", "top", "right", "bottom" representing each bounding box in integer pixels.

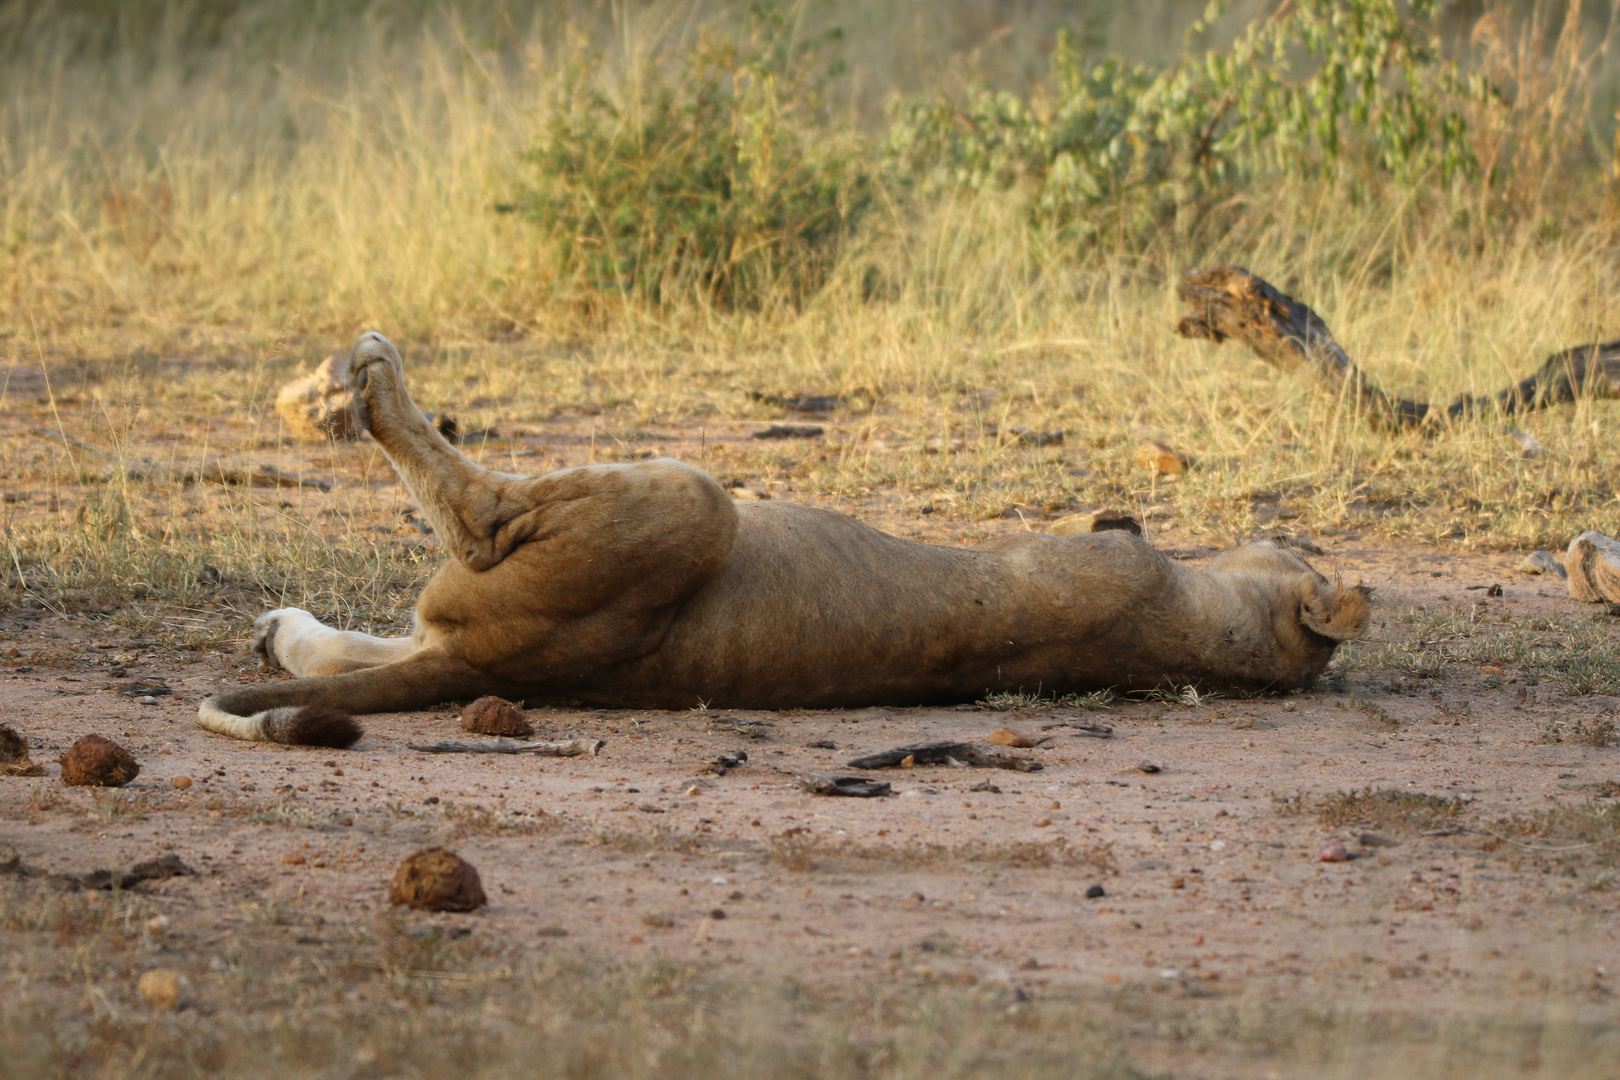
[
  {"left": 459, "top": 696, "right": 533, "bottom": 738},
  {"left": 0, "top": 724, "right": 44, "bottom": 777},
  {"left": 60, "top": 734, "right": 140, "bottom": 787},
  {"left": 387, "top": 847, "right": 487, "bottom": 912}
]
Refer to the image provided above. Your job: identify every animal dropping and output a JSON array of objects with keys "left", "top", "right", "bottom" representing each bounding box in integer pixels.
[
  {"left": 459, "top": 695, "right": 533, "bottom": 737},
  {"left": 387, "top": 848, "right": 487, "bottom": 912},
  {"left": 59, "top": 734, "right": 139, "bottom": 787},
  {"left": 0, "top": 724, "right": 44, "bottom": 777}
]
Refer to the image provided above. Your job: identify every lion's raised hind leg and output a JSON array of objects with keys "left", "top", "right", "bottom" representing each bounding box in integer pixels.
[
  {"left": 254, "top": 608, "right": 418, "bottom": 677},
  {"left": 346, "top": 332, "right": 536, "bottom": 572}
]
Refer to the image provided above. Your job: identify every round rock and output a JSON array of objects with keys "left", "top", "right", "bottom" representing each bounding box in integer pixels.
[
  {"left": 60, "top": 734, "right": 140, "bottom": 787},
  {"left": 387, "top": 847, "right": 487, "bottom": 912}
]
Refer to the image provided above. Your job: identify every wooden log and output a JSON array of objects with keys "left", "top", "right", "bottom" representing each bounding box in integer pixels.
[
  {"left": 1566, "top": 532, "right": 1620, "bottom": 604},
  {"left": 845, "top": 740, "right": 1043, "bottom": 772},
  {"left": 1174, "top": 265, "right": 1620, "bottom": 429}
]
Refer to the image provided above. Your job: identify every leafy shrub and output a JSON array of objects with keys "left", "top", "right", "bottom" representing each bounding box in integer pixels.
[
  {"left": 886, "top": 0, "right": 1487, "bottom": 237},
  {"left": 517, "top": 7, "right": 872, "bottom": 308}
]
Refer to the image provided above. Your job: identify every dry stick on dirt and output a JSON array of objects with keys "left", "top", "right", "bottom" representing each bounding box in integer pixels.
[
  {"left": 1174, "top": 265, "right": 1620, "bottom": 429},
  {"left": 406, "top": 737, "right": 605, "bottom": 757}
]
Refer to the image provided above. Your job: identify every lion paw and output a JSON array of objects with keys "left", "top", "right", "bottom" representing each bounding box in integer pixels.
[{"left": 251, "top": 608, "right": 313, "bottom": 670}]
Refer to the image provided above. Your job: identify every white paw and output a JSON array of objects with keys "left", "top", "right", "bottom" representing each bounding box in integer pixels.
[{"left": 251, "top": 608, "right": 316, "bottom": 669}]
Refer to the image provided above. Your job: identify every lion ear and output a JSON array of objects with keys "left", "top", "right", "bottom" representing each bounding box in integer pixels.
[{"left": 1301, "top": 584, "right": 1372, "bottom": 642}]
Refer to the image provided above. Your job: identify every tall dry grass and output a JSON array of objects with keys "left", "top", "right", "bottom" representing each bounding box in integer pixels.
[{"left": 3, "top": 0, "right": 1620, "bottom": 629}]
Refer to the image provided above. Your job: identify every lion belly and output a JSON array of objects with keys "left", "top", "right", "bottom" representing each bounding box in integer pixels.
[{"left": 574, "top": 503, "right": 1188, "bottom": 708}]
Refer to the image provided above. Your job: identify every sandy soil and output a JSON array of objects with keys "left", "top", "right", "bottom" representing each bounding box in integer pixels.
[{"left": 2, "top": 413, "right": 1619, "bottom": 1076}]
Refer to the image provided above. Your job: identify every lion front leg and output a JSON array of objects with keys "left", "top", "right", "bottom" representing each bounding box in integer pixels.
[{"left": 252, "top": 608, "right": 417, "bottom": 677}]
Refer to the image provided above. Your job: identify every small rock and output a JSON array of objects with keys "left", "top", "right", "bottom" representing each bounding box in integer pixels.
[
  {"left": 641, "top": 912, "right": 675, "bottom": 929},
  {"left": 387, "top": 848, "right": 487, "bottom": 912},
  {"left": 537, "top": 926, "right": 569, "bottom": 938},
  {"left": 459, "top": 696, "right": 533, "bottom": 738},
  {"left": 1034, "top": 817, "right": 1052, "bottom": 827},
  {"left": 137, "top": 695, "right": 159, "bottom": 706},
  {"left": 1136, "top": 440, "right": 1192, "bottom": 476},
  {"left": 1506, "top": 428, "right": 1546, "bottom": 459},
  {"left": 170, "top": 776, "right": 193, "bottom": 790},
  {"left": 282, "top": 852, "right": 306, "bottom": 865},
  {"left": 59, "top": 735, "right": 140, "bottom": 787},
  {"left": 136, "top": 969, "right": 184, "bottom": 1011},
  {"left": 987, "top": 727, "right": 1034, "bottom": 748},
  {"left": 1517, "top": 549, "right": 1567, "bottom": 579},
  {"left": 899, "top": 754, "right": 915, "bottom": 769},
  {"left": 968, "top": 781, "right": 1002, "bottom": 794},
  {"left": 805, "top": 739, "right": 837, "bottom": 750},
  {"left": 1084, "top": 884, "right": 1106, "bottom": 899},
  {"left": 1316, "top": 840, "right": 1352, "bottom": 863},
  {"left": 1358, "top": 832, "right": 1397, "bottom": 848},
  {"left": 1137, "top": 760, "right": 1162, "bottom": 774},
  {"left": 708, "top": 908, "right": 727, "bottom": 920}
]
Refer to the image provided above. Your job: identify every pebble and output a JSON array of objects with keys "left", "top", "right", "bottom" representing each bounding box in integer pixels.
[
  {"left": 1084, "top": 884, "right": 1106, "bottom": 899},
  {"left": 1316, "top": 839, "right": 1351, "bottom": 863},
  {"left": 1137, "top": 761, "right": 1162, "bottom": 774},
  {"left": 170, "top": 776, "right": 192, "bottom": 790},
  {"left": 1034, "top": 817, "right": 1052, "bottom": 828},
  {"left": 1135, "top": 440, "right": 1190, "bottom": 476},
  {"left": 282, "top": 852, "right": 306, "bottom": 865},
  {"left": 138, "top": 695, "right": 159, "bottom": 705}
]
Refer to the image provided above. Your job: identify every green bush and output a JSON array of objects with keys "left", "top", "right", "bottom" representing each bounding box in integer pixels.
[
  {"left": 885, "top": 0, "right": 1487, "bottom": 238},
  {"left": 517, "top": 7, "right": 873, "bottom": 308}
]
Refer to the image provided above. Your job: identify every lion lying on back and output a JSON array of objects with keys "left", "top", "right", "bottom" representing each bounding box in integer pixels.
[{"left": 198, "top": 333, "right": 1370, "bottom": 748}]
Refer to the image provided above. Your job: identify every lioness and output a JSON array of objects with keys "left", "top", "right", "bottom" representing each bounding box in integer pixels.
[{"left": 198, "top": 333, "right": 1370, "bottom": 748}]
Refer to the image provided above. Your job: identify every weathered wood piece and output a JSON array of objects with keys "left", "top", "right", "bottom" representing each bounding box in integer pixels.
[
  {"left": 1566, "top": 532, "right": 1620, "bottom": 603},
  {"left": 796, "top": 774, "right": 893, "bottom": 797},
  {"left": 1175, "top": 265, "right": 1620, "bottom": 428},
  {"left": 407, "top": 737, "right": 604, "bottom": 757},
  {"left": 846, "top": 740, "right": 1043, "bottom": 772}
]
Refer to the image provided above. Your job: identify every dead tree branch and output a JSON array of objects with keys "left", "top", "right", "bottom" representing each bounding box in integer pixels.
[{"left": 1174, "top": 265, "right": 1620, "bottom": 429}]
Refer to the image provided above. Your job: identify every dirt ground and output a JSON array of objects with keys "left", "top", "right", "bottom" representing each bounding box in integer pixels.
[{"left": 3, "top": 412, "right": 1620, "bottom": 1078}]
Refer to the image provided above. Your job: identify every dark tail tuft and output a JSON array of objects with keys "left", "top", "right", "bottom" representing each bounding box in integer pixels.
[{"left": 270, "top": 707, "right": 363, "bottom": 748}]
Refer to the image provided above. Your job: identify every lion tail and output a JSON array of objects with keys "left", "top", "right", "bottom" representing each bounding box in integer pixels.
[{"left": 197, "top": 651, "right": 494, "bottom": 748}]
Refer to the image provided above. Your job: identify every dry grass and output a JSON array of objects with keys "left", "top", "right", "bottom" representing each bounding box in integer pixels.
[
  {"left": 4, "top": 872, "right": 1620, "bottom": 1080},
  {"left": 1278, "top": 787, "right": 1469, "bottom": 833}
]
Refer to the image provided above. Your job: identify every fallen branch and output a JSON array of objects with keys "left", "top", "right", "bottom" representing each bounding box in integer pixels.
[
  {"left": 795, "top": 773, "right": 893, "bottom": 797},
  {"left": 1174, "top": 265, "right": 1620, "bottom": 429},
  {"left": 846, "top": 740, "right": 1043, "bottom": 772},
  {"left": 407, "top": 737, "right": 604, "bottom": 757}
]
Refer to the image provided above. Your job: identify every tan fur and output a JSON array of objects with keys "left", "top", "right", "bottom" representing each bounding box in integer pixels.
[{"left": 197, "top": 333, "right": 1371, "bottom": 744}]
